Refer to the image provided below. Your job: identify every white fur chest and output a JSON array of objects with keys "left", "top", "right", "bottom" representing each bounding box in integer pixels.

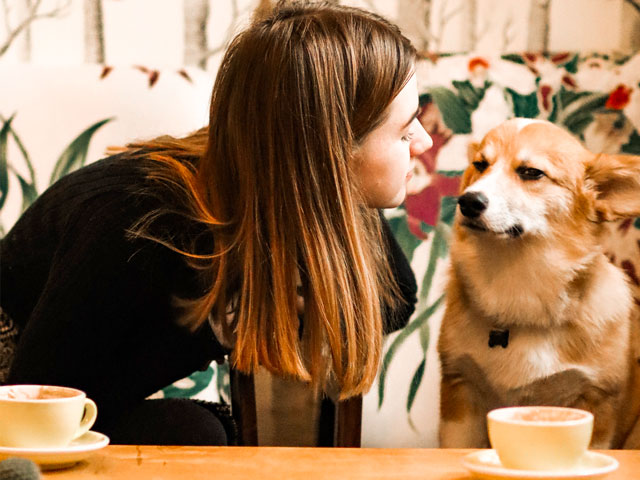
[{"left": 454, "top": 322, "right": 595, "bottom": 391}]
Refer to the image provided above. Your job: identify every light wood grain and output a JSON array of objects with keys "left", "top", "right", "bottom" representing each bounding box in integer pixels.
[{"left": 41, "top": 447, "right": 640, "bottom": 480}]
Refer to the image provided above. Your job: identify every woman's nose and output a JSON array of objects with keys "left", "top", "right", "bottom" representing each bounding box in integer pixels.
[{"left": 410, "top": 121, "right": 433, "bottom": 157}]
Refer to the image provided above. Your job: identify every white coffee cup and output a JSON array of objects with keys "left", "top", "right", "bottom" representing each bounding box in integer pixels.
[
  {"left": 487, "top": 406, "right": 593, "bottom": 471},
  {"left": 0, "top": 385, "right": 98, "bottom": 448}
]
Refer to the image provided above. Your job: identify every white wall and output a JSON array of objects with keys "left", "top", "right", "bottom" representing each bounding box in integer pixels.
[{"left": 1, "top": 0, "right": 638, "bottom": 70}]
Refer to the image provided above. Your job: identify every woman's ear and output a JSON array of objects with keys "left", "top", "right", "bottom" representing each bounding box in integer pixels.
[{"left": 586, "top": 153, "right": 640, "bottom": 221}]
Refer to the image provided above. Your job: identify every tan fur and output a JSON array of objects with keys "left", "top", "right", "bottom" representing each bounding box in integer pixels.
[{"left": 438, "top": 119, "right": 640, "bottom": 449}]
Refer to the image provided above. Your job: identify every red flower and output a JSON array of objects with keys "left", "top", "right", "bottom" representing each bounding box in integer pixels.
[
  {"left": 522, "top": 53, "right": 541, "bottom": 76},
  {"left": 605, "top": 84, "right": 632, "bottom": 110},
  {"left": 562, "top": 74, "right": 577, "bottom": 89},
  {"left": 468, "top": 56, "right": 490, "bottom": 72},
  {"left": 551, "top": 52, "right": 571, "bottom": 64},
  {"left": 539, "top": 84, "right": 553, "bottom": 112},
  {"left": 403, "top": 103, "right": 461, "bottom": 239}
]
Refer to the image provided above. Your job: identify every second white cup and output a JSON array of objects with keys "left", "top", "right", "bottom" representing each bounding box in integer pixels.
[{"left": 487, "top": 406, "right": 593, "bottom": 471}]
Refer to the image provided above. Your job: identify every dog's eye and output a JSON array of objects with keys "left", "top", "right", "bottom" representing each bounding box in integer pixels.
[
  {"left": 516, "top": 166, "right": 545, "bottom": 180},
  {"left": 472, "top": 160, "right": 489, "bottom": 173}
]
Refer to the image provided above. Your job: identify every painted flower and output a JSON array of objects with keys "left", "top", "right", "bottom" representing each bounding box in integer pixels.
[
  {"left": 522, "top": 53, "right": 578, "bottom": 117},
  {"left": 468, "top": 57, "right": 489, "bottom": 71},
  {"left": 404, "top": 102, "right": 461, "bottom": 239},
  {"left": 605, "top": 84, "right": 632, "bottom": 110},
  {"left": 468, "top": 56, "right": 490, "bottom": 74},
  {"left": 467, "top": 56, "right": 491, "bottom": 89},
  {"left": 539, "top": 84, "right": 554, "bottom": 112}
]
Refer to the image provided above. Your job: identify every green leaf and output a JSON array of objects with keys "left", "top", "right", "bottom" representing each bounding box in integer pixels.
[
  {"left": 452, "top": 80, "right": 488, "bottom": 111},
  {"left": 12, "top": 170, "right": 38, "bottom": 212},
  {"left": 0, "top": 114, "right": 16, "bottom": 210},
  {"left": 549, "top": 87, "right": 592, "bottom": 123},
  {"left": 564, "top": 54, "right": 579, "bottom": 74},
  {"left": 436, "top": 169, "right": 465, "bottom": 177},
  {"left": 548, "top": 94, "right": 559, "bottom": 123},
  {"left": 561, "top": 94, "right": 608, "bottom": 136},
  {"left": 439, "top": 196, "right": 458, "bottom": 227},
  {"left": 436, "top": 223, "right": 451, "bottom": 260},
  {"left": 420, "top": 221, "right": 435, "bottom": 236},
  {"left": 427, "top": 87, "right": 472, "bottom": 134},
  {"left": 387, "top": 214, "right": 423, "bottom": 263},
  {"left": 9, "top": 125, "right": 36, "bottom": 189},
  {"left": 501, "top": 54, "right": 525, "bottom": 65},
  {"left": 506, "top": 88, "right": 539, "bottom": 119},
  {"left": 406, "top": 358, "right": 426, "bottom": 413},
  {"left": 552, "top": 90, "right": 608, "bottom": 135},
  {"left": 622, "top": 130, "right": 640, "bottom": 155},
  {"left": 0, "top": 113, "right": 36, "bottom": 190},
  {"left": 555, "top": 88, "right": 591, "bottom": 112},
  {"left": 378, "top": 295, "right": 444, "bottom": 408},
  {"left": 419, "top": 93, "right": 432, "bottom": 107},
  {"left": 419, "top": 320, "right": 430, "bottom": 353},
  {"left": 418, "top": 223, "right": 450, "bottom": 304},
  {"left": 49, "top": 118, "right": 113, "bottom": 185}
]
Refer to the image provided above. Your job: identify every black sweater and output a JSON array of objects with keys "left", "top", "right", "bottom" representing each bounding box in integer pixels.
[{"left": 0, "top": 153, "right": 417, "bottom": 430}]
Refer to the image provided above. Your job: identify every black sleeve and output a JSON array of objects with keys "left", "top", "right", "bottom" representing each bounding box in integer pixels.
[
  {"left": 379, "top": 211, "right": 417, "bottom": 334},
  {"left": 6, "top": 185, "right": 225, "bottom": 430}
]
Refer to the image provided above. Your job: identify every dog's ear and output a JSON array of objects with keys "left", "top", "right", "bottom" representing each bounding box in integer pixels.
[{"left": 586, "top": 153, "right": 640, "bottom": 221}]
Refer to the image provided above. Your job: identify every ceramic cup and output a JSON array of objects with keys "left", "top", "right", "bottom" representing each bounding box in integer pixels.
[
  {"left": 487, "top": 406, "right": 594, "bottom": 471},
  {"left": 0, "top": 385, "right": 98, "bottom": 448}
]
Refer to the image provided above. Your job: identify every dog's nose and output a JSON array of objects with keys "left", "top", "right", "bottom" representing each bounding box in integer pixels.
[{"left": 458, "top": 192, "right": 488, "bottom": 218}]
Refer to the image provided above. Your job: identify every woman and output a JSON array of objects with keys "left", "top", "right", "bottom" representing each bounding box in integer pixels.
[{"left": 0, "top": 2, "right": 431, "bottom": 445}]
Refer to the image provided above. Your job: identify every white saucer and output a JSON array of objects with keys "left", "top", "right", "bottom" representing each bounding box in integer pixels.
[
  {"left": 461, "top": 450, "right": 619, "bottom": 480},
  {"left": 0, "top": 431, "right": 110, "bottom": 470}
]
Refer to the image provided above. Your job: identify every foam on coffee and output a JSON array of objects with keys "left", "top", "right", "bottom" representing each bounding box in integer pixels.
[
  {"left": 510, "top": 407, "right": 587, "bottom": 423},
  {"left": 0, "top": 385, "right": 78, "bottom": 400}
]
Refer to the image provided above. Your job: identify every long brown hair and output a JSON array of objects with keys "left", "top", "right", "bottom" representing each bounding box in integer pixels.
[{"left": 129, "top": 1, "right": 416, "bottom": 398}]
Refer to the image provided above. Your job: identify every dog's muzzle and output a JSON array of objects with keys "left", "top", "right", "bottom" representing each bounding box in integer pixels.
[{"left": 458, "top": 192, "right": 524, "bottom": 238}]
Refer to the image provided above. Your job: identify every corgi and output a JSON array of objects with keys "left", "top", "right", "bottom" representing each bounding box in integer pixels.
[{"left": 437, "top": 118, "right": 640, "bottom": 449}]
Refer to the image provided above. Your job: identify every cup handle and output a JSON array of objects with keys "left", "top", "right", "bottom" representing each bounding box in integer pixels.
[{"left": 73, "top": 398, "right": 98, "bottom": 440}]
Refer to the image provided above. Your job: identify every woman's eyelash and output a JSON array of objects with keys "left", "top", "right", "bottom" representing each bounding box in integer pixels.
[{"left": 402, "top": 132, "right": 414, "bottom": 142}]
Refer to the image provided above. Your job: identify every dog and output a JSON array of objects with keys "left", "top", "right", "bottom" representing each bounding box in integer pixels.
[{"left": 437, "top": 118, "right": 640, "bottom": 449}]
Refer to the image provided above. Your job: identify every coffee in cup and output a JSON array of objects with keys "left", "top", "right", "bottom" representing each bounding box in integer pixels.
[
  {"left": 487, "top": 406, "right": 593, "bottom": 471},
  {"left": 0, "top": 385, "right": 98, "bottom": 448}
]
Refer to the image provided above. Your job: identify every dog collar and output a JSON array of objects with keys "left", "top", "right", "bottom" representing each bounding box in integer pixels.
[{"left": 489, "top": 328, "right": 509, "bottom": 348}]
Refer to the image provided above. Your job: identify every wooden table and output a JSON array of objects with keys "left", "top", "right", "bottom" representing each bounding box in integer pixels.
[{"left": 40, "top": 446, "right": 639, "bottom": 479}]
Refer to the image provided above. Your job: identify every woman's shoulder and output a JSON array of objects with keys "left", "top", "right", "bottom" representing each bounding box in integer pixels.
[
  {"left": 37, "top": 150, "right": 196, "bottom": 215},
  {"left": 3, "top": 150, "right": 202, "bottom": 254},
  {"left": 48, "top": 150, "right": 176, "bottom": 196}
]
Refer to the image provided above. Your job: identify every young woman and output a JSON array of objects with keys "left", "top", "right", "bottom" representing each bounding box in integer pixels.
[{"left": 0, "top": 2, "right": 431, "bottom": 445}]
